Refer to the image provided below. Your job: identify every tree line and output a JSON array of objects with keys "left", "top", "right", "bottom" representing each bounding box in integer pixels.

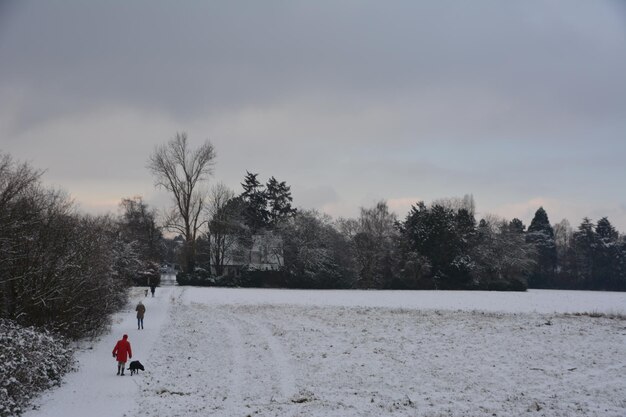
[
  {"left": 153, "top": 135, "right": 626, "bottom": 292},
  {"left": 191, "top": 190, "right": 625, "bottom": 292},
  {"left": 2, "top": 132, "right": 625, "bottom": 340},
  {"left": 0, "top": 153, "right": 163, "bottom": 339}
]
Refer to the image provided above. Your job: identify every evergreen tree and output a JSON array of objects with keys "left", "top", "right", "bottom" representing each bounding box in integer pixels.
[
  {"left": 266, "top": 176, "right": 297, "bottom": 227},
  {"left": 403, "top": 202, "right": 476, "bottom": 289},
  {"left": 526, "top": 207, "right": 557, "bottom": 288},
  {"left": 570, "top": 217, "right": 626, "bottom": 291},
  {"left": 593, "top": 217, "right": 620, "bottom": 290},
  {"left": 508, "top": 218, "right": 526, "bottom": 234},
  {"left": 596, "top": 217, "right": 618, "bottom": 241},
  {"left": 240, "top": 171, "right": 269, "bottom": 232},
  {"left": 616, "top": 237, "right": 626, "bottom": 291},
  {"left": 572, "top": 217, "right": 596, "bottom": 288}
]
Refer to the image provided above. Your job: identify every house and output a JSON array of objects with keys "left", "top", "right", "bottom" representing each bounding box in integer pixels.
[{"left": 213, "top": 232, "right": 283, "bottom": 277}]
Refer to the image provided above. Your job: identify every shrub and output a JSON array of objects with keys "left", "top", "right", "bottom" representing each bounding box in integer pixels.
[
  {"left": 240, "top": 268, "right": 286, "bottom": 288},
  {"left": 176, "top": 270, "right": 215, "bottom": 286},
  {"left": 175, "top": 268, "right": 286, "bottom": 288},
  {"left": 0, "top": 319, "right": 74, "bottom": 417},
  {"left": 477, "top": 276, "right": 527, "bottom": 291}
]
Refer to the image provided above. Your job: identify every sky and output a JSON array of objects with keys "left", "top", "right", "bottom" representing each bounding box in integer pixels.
[{"left": 1, "top": 0, "right": 625, "bottom": 231}]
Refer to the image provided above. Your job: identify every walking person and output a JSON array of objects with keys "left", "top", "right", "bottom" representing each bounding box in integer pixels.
[
  {"left": 136, "top": 300, "right": 146, "bottom": 330},
  {"left": 150, "top": 284, "right": 156, "bottom": 297},
  {"left": 112, "top": 334, "right": 132, "bottom": 376}
]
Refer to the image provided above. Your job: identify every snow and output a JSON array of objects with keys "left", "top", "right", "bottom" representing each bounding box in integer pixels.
[
  {"left": 0, "top": 319, "right": 73, "bottom": 417},
  {"left": 23, "top": 277, "right": 626, "bottom": 417},
  {"left": 182, "top": 287, "right": 626, "bottom": 315}
]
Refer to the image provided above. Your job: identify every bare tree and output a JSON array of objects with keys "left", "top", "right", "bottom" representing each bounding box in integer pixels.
[
  {"left": 0, "top": 154, "right": 43, "bottom": 317},
  {"left": 353, "top": 201, "right": 398, "bottom": 288},
  {"left": 0, "top": 153, "right": 43, "bottom": 211},
  {"left": 119, "top": 196, "right": 163, "bottom": 262},
  {"left": 1, "top": 153, "right": 143, "bottom": 338},
  {"left": 147, "top": 133, "right": 216, "bottom": 272},
  {"left": 473, "top": 215, "right": 537, "bottom": 289},
  {"left": 282, "top": 210, "right": 355, "bottom": 288},
  {"left": 335, "top": 217, "right": 360, "bottom": 240},
  {"left": 118, "top": 196, "right": 164, "bottom": 285},
  {"left": 553, "top": 218, "right": 573, "bottom": 258},
  {"left": 205, "top": 183, "right": 239, "bottom": 276}
]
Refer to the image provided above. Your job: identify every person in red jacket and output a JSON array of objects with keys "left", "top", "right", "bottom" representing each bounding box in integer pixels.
[{"left": 112, "top": 334, "right": 132, "bottom": 376}]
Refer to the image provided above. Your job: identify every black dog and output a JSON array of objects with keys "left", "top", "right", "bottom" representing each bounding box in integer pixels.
[{"left": 127, "top": 360, "right": 145, "bottom": 375}]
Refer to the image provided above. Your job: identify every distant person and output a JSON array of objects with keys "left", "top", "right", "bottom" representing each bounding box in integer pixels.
[
  {"left": 136, "top": 301, "right": 146, "bottom": 330},
  {"left": 150, "top": 284, "right": 156, "bottom": 297},
  {"left": 112, "top": 334, "right": 132, "bottom": 376}
]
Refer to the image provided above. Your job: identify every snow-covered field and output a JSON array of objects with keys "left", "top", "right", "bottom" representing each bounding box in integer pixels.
[{"left": 24, "top": 278, "right": 626, "bottom": 417}]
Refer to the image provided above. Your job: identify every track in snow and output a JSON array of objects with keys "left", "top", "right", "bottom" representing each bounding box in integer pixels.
[{"left": 135, "top": 301, "right": 302, "bottom": 416}]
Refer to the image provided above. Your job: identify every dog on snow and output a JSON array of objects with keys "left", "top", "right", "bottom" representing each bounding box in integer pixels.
[{"left": 127, "top": 360, "right": 145, "bottom": 375}]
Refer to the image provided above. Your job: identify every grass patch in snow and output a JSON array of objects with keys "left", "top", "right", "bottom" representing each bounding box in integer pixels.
[{"left": 566, "top": 310, "right": 626, "bottom": 320}]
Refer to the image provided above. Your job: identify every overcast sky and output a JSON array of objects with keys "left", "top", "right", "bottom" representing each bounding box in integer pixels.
[{"left": 1, "top": 0, "right": 625, "bottom": 230}]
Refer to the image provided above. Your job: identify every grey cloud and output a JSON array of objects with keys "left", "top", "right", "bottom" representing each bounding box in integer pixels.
[
  {"left": 1, "top": 0, "right": 626, "bottom": 230},
  {"left": 1, "top": 0, "right": 625, "bottom": 136}
]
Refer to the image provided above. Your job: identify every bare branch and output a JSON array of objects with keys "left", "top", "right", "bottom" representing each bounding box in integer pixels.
[{"left": 147, "top": 133, "right": 216, "bottom": 272}]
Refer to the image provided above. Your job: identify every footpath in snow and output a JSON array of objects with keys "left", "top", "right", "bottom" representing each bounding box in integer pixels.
[
  {"left": 24, "top": 284, "right": 626, "bottom": 417},
  {"left": 23, "top": 285, "right": 175, "bottom": 417}
]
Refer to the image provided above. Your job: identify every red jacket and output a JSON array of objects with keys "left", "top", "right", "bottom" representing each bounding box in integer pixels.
[{"left": 112, "top": 335, "right": 132, "bottom": 362}]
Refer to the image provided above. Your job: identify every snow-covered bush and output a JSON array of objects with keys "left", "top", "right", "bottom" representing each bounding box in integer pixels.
[
  {"left": 0, "top": 154, "right": 131, "bottom": 340},
  {"left": 0, "top": 319, "right": 74, "bottom": 417}
]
